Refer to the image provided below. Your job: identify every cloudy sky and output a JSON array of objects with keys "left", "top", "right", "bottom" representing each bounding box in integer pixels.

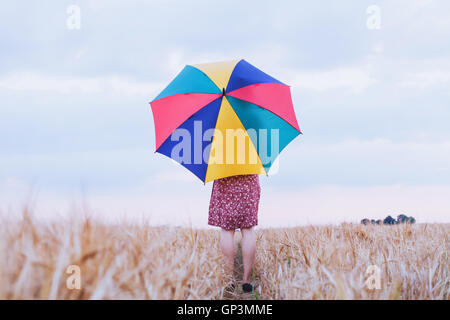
[{"left": 1, "top": 0, "right": 449, "bottom": 227}]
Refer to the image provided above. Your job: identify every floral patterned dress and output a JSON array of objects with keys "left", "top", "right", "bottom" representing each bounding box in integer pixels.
[{"left": 208, "top": 174, "right": 261, "bottom": 230}]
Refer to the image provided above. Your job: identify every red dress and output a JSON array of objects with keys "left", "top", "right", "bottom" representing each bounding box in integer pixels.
[{"left": 208, "top": 174, "right": 261, "bottom": 230}]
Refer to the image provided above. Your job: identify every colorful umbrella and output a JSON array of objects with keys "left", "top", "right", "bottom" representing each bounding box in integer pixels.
[{"left": 150, "top": 59, "right": 301, "bottom": 183}]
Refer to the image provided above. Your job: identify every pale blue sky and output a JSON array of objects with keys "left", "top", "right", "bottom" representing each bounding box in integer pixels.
[{"left": 1, "top": 0, "right": 449, "bottom": 226}]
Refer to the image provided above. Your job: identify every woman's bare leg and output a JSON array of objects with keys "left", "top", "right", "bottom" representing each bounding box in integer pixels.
[
  {"left": 241, "top": 227, "right": 256, "bottom": 283},
  {"left": 220, "top": 228, "right": 235, "bottom": 279}
]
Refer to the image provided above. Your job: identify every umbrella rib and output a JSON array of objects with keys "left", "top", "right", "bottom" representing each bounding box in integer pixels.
[
  {"left": 188, "top": 60, "right": 243, "bottom": 93},
  {"left": 225, "top": 96, "right": 301, "bottom": 174},
  {"left": 223, "top": 96, "right": 267, "bottom": 176},
  {"left": 225, "top": 94, "right": 302, "bottom": 134},
  {"left": 152, "top": 93, "right": 222, "bottom": 152},
  {"left": 203, "top": 96, "right": 226, "bottom": 183}
]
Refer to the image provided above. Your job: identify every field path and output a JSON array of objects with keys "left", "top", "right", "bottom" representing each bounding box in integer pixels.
[{"left": 223, "top": 232, "right": 260, "bottom": 300}]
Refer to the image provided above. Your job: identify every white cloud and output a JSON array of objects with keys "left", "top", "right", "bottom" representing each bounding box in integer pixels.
[
  {"left": 167, "top": 50, "right": 185, "bottom": 74},
  {"left": 73, "top": 49, "right": 87, "bottom": 60},
  {"left": 152, "top": 169, "right": 200, "bottom": 183},
  {"left": 393, "top": 57, "right": 450, "bottom": 88},
  {"left": 290, "top": 138, "right": 450, "bottom": 170},
  {"left": 398, "top": 70, "right": 450, "bottom": 88},
  {"left": 0, "top": 71, "right": 163, "bottom": 96},
  {"left": 0, "top": 176, "right": 32, "bottom": 194},
  {"left": 289, "top": 66, "right": 376, "bottom": 93},
  {"left": 300, "top": 138, "right": 450, "bottom": 156}
]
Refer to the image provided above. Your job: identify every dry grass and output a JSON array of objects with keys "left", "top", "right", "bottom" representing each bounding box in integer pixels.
[{"left": 0, "top": 209, "right": 448, "bottom": 300}]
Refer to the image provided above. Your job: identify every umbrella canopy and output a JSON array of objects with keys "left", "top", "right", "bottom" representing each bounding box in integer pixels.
[{"left": 150, "top": 59, "right": 301, "bottom": 183}]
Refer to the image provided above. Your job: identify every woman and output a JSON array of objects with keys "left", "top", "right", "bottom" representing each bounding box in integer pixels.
[{"left": 208, "top": 174, "right": 261, "bottom": 293}]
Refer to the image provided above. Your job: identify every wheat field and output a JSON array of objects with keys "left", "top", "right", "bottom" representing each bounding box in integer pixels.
[{"left": 0, "top": 209, "right": 448, "bottom": 300}]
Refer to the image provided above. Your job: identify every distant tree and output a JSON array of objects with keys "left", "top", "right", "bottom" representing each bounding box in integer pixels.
[
  {"left": 396, "top": 214, "right": 416, "bottom": 224},
  {"left": 361, "top": 215, "right": 416, "bottom": 226},
  {"left": 408, "top": 216, "right": 416, "bottom": 224},
  {"left": 383, "top": 215, "right": 397, "bottom": 225}
]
